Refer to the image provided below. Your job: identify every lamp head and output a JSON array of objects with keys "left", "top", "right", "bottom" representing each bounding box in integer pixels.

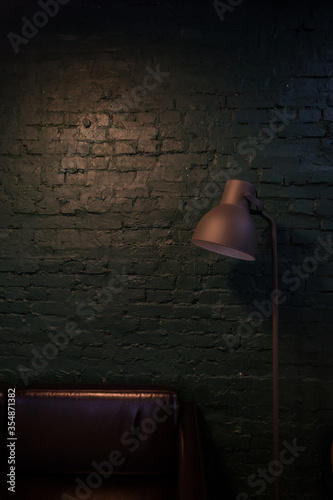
[{"left": 191, "top": 179, "right": 258, "bottom": 261}]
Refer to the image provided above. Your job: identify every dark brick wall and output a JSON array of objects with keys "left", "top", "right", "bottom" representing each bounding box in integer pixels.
[{"left": 1, "top": 0, "right": 333, "bottom": 498}]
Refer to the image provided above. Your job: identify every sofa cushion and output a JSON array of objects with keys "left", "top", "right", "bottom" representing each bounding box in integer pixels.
[{"left": 14, "top": 387, "right": 179, "bottom": 475}]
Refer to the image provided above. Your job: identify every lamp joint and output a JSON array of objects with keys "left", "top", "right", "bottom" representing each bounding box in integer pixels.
[{"left": 244, "top": 192, "right": 264, "bottom": 214}]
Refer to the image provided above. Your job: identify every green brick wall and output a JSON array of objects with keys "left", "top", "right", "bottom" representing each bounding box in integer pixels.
[{"left": 1, "top": 0, "right": 333, "bottom": 498}]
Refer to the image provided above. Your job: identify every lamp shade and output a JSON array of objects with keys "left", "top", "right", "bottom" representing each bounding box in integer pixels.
[{"left": 191, "top": 179, "right": 258, "bottom": 261}]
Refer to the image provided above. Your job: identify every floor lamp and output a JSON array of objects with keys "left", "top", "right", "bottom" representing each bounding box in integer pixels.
[{"left": 191, "top": 179, "right": 279, "bottom": 500}]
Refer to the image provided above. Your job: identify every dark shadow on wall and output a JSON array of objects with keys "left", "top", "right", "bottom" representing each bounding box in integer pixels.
[
  {"left": 223, "top": 220, "right": 333, "bottom": 497},
  {"left": 197, "top": 407, "right": 236, "bottom": 500},
  {"left": 320, "top": 427, "right": 333, "bottom": 499}
]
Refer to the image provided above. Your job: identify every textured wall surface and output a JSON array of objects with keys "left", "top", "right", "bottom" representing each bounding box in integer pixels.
[{"left": 1, "top": 0, "right": 333, "bottom": 498}]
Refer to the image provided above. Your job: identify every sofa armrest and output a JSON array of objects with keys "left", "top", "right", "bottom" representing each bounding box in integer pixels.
[
  {"left": 178, "top": 401, "right": 207, "bottom": 500},
  {"left": 0, "top": 387, "right": 5, "bottom": 473}
]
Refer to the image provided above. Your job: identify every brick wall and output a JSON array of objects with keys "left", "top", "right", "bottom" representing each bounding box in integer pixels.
[{"left": 1, "top": 0, "right": 333, "bottom": 498}]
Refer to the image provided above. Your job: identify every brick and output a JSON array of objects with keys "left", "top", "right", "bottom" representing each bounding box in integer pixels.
[
  {"left": 31, "top": 301, "right": 72, "bottom": 315},
  {"left": 113, "top": 141, "right": 137, "bottom": 154},
  {"left": 278, "top": 123, "right": 326, "bottom": 138},
  {"left": 285, "top": 185, "right": 321, "bottom": 199},
  {"left": 0, "top": 140, "right": 21, "bottom": 155},
  {"left": 137, "top": 138, "right": 159, "bottom": 153},
  {"left": 65, "top": 171, "right": 87, "bottom": 186},
  {"left": 108, "top": 128, "right": 140, "bottom": 140},
  {"left": 78, "top": 125, "right": 107, "bottom": 142},
  {"left": 84, "top": 170, "right": 108, "bottom": 187},
  {"left": 316, "top": 199, "right": 333, "bottom": 216},
  {"left": 86, "top": 157, "right": 110, "bottom": 170},
  {"left": 77, "top": 142, "right": 91, "bottom": 155},
  {"left": 288, "top": 199, "right": 315, "bottom": 215},
  {"left": 160, "top": 139, "right": 183, "bottom": 152},
  {"left": 0, "top": 301, "right": 31, "bottom": 313},
  {"left": 187, "top": 138, "right": 208, "bottom": 153},
  {"left": 184, "top": 110, "right": 209, "bottom": 125},
  {"left": 146, "top": 290, "right": 172, "bottom": 302},
  {"left": 30, "top": 274, "right": 76, "bottom": 288},
  {"left": 299, "top": 108, "right": 322, "bottom": 122},
  {"left": 0, "top": 260, "right": 17, "bottom": 272},
  {"left": 41, "top": 113, "right": 63, "bottom": 126},
  {"left": 235, "top": 109, "right": 268, "bottom": 124},
  {"left": 61, "top": 157, "right": 87, "bottom": 172},
  {"left": 91, "top": 143, "right": 112, "bottom": 156},
  {"left": 159, "top": 111, "right": 181, "bottom": 124},
  {"left": 135, "top": 112, "right": 156, "bottom": 125},
  {"left": 0, "top": 274, "right": 30, "bottom": 287}
]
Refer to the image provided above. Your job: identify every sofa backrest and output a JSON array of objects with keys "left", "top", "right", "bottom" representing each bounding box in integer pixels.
[{"left": 14, "top": 387, "right": 179, "bottom": 475}]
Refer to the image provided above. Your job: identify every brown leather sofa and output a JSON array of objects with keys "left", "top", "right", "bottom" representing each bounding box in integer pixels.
[{"left": 0, "top": 385, "right": 207, "bottom": 500}]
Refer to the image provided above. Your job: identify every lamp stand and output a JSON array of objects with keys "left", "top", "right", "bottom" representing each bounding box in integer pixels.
[
  {"left": 244, "top": 192, "right": 279, "bottom": 500},
  {"left": 260, "top": 211, "right": 279, "bottom": 500},
  {"left": 191, "top": 180, "right": 280, "bottom": 500}
]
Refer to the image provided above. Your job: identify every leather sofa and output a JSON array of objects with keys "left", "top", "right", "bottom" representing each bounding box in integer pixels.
[{"left": 0, "top": 385, "right": 207, "bottom": 500}]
